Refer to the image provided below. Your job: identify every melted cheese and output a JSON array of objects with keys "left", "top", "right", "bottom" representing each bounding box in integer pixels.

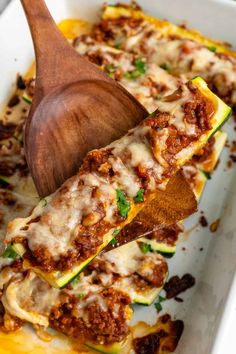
[
  {"left": 2, "top": 272, "right": 60, "bottom": 327},
  {"left": 6, "top": 78, "right": 213, "bottom": 264},
  {"left": 97, "top": 11, "right": 236, "bottom": 105}
]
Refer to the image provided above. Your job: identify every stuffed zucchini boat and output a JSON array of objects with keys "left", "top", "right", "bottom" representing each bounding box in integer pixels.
[
  {"left": 100, "top": 4, "right": 236, "bottom": 107},
  {"left": 0, "top": 239, "right": 169, "bottom": 352},
  {"left": 139, "top": 130, "right": 227, "bottom": 257},
  {"left": 4, "top": 77, "right": 230, "bottom": 288}
]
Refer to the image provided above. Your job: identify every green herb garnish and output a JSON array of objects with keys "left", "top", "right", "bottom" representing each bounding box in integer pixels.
[
  {"left": 110, "top": 238, "right": 118, "bottom": 246},
  {"left": 160, "top": 63, "right": 171, "bottom": 71},
  {"left": 77, "top": 293, "right": 86, "bottom": 299},
  {"left": 134, "top": 189, "right": 145, "bottom": 203},
  {"left": 2, "top": 245, "right": 18, "bottom": 260},
  {"left": 207, "top": 46, "right": 217, "bottom": 52},
  {"left": 114, "top": 43, "right": 122, "bottom": 49},
  {"left": 104, "top": 64, "right": 116, "bottom": 73},
  {"left": 154, "top": 302, "right": 163, "bottom": 312},
  {"left": 154, "top": 295, "right": 166, "bottom": 312},
  {"left": 158, "top": 295, "right": 166, "bottom": 302},
  {"left": 139, "top": 242, "right": 152, "bottom": 254},
  {"left": 112, "top": 229, "right": 120, "bottom": 236},
  {"left": 134, "top": 58, "right": 146, "bottom": 74},
  {"left": 71, "top": 274, "right": 81, "bottom": 286},
  {"left": 116, "top": 189, "right": 131, "bottom": 219},
  {"left": 125, "top": 58, "right": 146, "bottom": 79}
]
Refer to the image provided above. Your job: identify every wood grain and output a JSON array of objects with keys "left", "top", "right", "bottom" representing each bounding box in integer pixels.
[{"left": 21, "top": 0, "right": 148, "bottom": 196}]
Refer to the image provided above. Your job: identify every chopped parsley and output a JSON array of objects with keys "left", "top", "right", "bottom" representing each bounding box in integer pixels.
[
  {"left": 158, "top": 295, "right": 166, "bottom": 302},
  {"left": 114, "top": 43, "right": 122, "bottom": 49},
  {"left": 135, "top": 58, "right": 146, "bottom": 74},
  {"left": 110, "top": 238, "right": 118, "bottom": 246},
  {"left": 116, "top": 189, "right": 131, "bottom": 219},
  {"left": 104, "top": 64, "right": 116, "bottom": 74},
  {"left": 2, "top": 245, "right": 18, "bottom": 260},
  {"left": 207, "top": 45, "right": 217, "bottom": 52},
  {"left": 160, "top": 63, "right": 171, "bottom": 71},
  {"left": 76, "top": 293, "right": 86, "bottom": 299},
  {"left": 125, "top": 58, "right": 146, "bottom": 79},
  {"left": 110, "top": 229, "right": 120, "bottom": 247},
  {"left": 134, "top": 189, "right": 145, "bottom": 203},
  {"left": 154, "top": 302, "right": 163, "bottom": 312},
  {"left": 139, "top": 242, "right": 152, "bottom": 254},
  {"left": 112, "top": 229, "right": 120, "bottom": 236},
  {"left": 154, "top": 295, "right": 166, "bottom": 313},
  {"left": 71, "top": 274, "right": 81, "bottom": 286}
]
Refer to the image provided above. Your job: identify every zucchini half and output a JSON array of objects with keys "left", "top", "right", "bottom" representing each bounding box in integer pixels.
[
  {"left": 102, "top": 5, "right": 236, "bottom": 58},
  {"left": 112, "top": 271, "right": 168, "bottom": 306},
  {"left": 138, "top": 168, "right": 207, "bottom": 256},
  {"left": 195, "top": 131, "right": 227, "bottom": 173},
  {"left": 141, "top": 132, "right": 226, "bottom": 255},
  {"left": 102, "top": 241, "right": 168, "bottom": 305},
  {"left": 13, "top": 241, "right": 108, "bottom": 288},
  {"left": 11, "top": 77, "right": 231, "bottom": 288}
]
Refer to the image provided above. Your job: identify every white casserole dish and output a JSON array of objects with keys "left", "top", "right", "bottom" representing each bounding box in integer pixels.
[{"left": 0, "top": 0, "right": 236, "bottom": 353}]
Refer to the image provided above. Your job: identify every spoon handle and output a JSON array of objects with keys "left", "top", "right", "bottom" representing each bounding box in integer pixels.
[{"left": 21, "top": 0, "right": 83, "bottom": 96}]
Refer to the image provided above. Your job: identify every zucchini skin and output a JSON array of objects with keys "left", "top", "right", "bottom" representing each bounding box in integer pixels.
[
  {"left": 22, "top": 93, "right": 32, "bottom": 105},
  {"left": 138, "top": 238, "right": 177, "bottom": 257},
  {"left": 85, "top": 342, "right": 123, "bottom": 354}
]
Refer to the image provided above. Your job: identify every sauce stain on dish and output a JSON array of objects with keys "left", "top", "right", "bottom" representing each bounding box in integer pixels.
[
  {"left": 0, "top": 316, "right": 183, "bottom": 354},
  {"left": 0, "top": 327, "right": 86, "bottom": 354},
  {"left": 131, "top": 315, "right": 184, "bottom": 353}
]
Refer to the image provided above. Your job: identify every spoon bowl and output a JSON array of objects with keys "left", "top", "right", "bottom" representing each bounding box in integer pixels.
[{"left": 27, "top": 79, "right": 148, "bottom": 194}]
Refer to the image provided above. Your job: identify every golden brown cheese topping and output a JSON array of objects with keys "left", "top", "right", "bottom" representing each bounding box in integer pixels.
[
  {"left": 0, "top": 265, "right": 131, "bottom": 344},
  {"left": 73, "top": 36, "right": 181, "bottom": 112},
  {"left": 93, "top": 10, "right": 236, "bottom": 107},
  {"left": 0, "top": 240, "right": 168, "bottom": 344},
  {"left": 5, "top": 81, "right": 214, "bottom": 272}
]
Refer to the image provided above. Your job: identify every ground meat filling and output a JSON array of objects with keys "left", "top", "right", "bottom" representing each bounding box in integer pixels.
[
  {"left": 184, "top": 82, "right": 214, "bottom": 133},
  {"left": 49, "top": 288, "right": 131, "bottom": 345},
  {"left": 146, "top": 224, "right": 182, "bottom": 246},
  {"left": 132, "top": 261, "right": 167, "bottom": 291},
  {"left": 23, "top": 223, "right": 106, "bottom": 272},
  {"left": 91, "top": 17, "right": 145, "bottom": 45}
]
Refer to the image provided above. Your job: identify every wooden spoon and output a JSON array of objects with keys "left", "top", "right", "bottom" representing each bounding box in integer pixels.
[{"left": 21, "top": 0, "right": 148, "bottom": 197}]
